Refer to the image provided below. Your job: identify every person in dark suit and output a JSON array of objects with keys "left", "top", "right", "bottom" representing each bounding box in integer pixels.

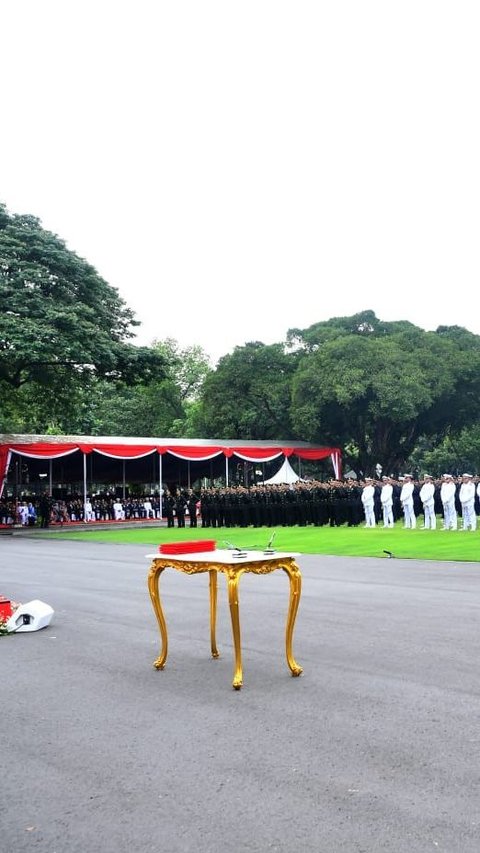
[
  {"left": 175, "top": 490, "right": 187, "bottom": 528},
  {"left": 39, "top": 493, "right": 52, "bottom": 528},
  {"left": 187, "top": 489, "right": 200, "bottom": 528},
  {"left": 164, "top": 490, "right": 175, "bottom": 528}
]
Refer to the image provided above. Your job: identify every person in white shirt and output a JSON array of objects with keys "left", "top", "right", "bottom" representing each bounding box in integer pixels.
[
  {"left": 380, "top": 476, "right": 394, "bottom": 528},
  {"left": 400, "top": 474, "right": 416, "bottom": 529},
  {"left": 361, "top": 477, "right": 376, "bottom": 527},
  {"left": 84, "top": 498, "right": 95, "bottom": 522},
  {"left": 440, "top": 473, "right": 457, "bottom": 530},
  {"left": 113, "top": 500, "right": 125, "bottom": 521},
  {"left": 459, "top": 473, "right": 476, "bottom": 531},
  {"left": 18, "top": 502, "right": 29, "bottom": 525},
  {"left": 419, "top": 475, "right": 436, "bottom": 529}
]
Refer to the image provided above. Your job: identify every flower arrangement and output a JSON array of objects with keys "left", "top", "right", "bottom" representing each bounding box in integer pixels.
[{"left": 0, "top": 598, "right": 21, "bottom": 636}]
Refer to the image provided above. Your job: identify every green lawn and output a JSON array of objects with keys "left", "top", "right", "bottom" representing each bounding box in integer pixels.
[{"left": 38, "top": 522, "right": 480, "bottom": 562}]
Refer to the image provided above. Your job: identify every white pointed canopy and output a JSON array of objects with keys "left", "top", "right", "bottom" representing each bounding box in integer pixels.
[{"left": 261, "top": 458, "right": 303, "bottom": 485}]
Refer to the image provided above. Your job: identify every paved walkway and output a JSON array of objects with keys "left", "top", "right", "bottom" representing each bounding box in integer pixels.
[{"left": 2, "top": 539, "right": 480, "bottom": 852}]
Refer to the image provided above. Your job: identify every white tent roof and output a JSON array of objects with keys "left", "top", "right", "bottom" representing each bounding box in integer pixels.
[{"left": 261, "top": 458, "right": 303, "bottom": 485}]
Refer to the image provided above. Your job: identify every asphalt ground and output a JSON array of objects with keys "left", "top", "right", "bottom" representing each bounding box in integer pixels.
[{"left": 1, "top": 539, "right": 480, "bottom": 853}]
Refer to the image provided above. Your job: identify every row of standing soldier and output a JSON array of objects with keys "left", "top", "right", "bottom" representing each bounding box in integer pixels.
[{"left": 198, "top": 478, "right": 480, "bottom": 529}]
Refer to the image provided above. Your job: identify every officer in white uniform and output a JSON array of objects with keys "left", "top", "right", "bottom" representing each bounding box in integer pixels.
[
  {"left": 361, "top": 477, "right": 376, "bottom": 527},
  {"left": 380, "top": 476, "right": 394, "bottom": 528},
  {"left": 440, "top": 474, "right": 457, "bottom": 530},
  {"left": 400, "top": 475, "right": 416, "bottom": 529},
  {"left": 459, "top": 473, "right": 476, "bottom": 531},
  {"left": 419, "top": 475, "right": 436, "bottom": 529}
]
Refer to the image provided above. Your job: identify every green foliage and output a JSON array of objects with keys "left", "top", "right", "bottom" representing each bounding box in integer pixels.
[
  {"left": 151, "top": 338, "right": 211, "bottom": 402},
  {"left": 287, "top": 309, "right": 419, "bottom": 351},
  {"left": 196, "top": 342, "right": 298, "bottom": 439},
  {"left": 289, "top": 313, "right": 480, "bottom": 474},
  {"left": 80, "top": 339, "right": 213, "bottom": 437},
  {"left": 0, "top": 202, "right": 167, "bottom": 432},
  {"left": 290, "top": 317, "right": 480, "bottom": 475},
  {"left": 412, "top": 426, "right": 480, "bottom": 476}
]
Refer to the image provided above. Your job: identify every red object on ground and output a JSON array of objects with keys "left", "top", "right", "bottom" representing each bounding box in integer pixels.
[
  {"left": 159, "top": 540, "right": 216, "bottom": 555},
  {"left": 0, "top": 598, "right": 13, "bottom": 619}
]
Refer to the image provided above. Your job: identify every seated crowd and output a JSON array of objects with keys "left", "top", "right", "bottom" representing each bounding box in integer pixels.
[
  {"left": 0, "top": 494, "right": 164, "bottom": 527},
  {"left": 1, "top": 475, "right": 480, "bottom": 530}
]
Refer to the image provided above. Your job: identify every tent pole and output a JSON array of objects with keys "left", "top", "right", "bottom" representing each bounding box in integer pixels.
[
  {"left": 122, "top": 460, "right": 126, "bottom": 500},
  {"left": 225, "top": 455, "right": 229, "bottom": 487},
  {"left": 49, "top": 459, "right": 52, "bottom": 495},
  {"left": 159, "top": 453, "right": 163, "bottom": 519},
  {"left": 83, "top": 453, "right": 87, "bottom": 521},
  {"left": 188, "top": 460, "right": 191, "bottom": 489}
]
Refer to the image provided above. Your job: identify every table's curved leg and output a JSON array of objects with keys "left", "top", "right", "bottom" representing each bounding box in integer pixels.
[
  {"left": 226, "top": 567, "right": 245, "bottom": 689},
  {"left": 283, "top": 561, "right": 303, "bottom": 677},
  {"left": 148, "top": 564, "right": 168, "bottom": 670},
  {"left": 209, "top": 569, "right": 219, "bottom": 658}
]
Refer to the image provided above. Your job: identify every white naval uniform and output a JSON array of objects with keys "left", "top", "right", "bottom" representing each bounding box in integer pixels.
[
  {"left": 440, "top": 481, "right": 457, "bottom": 530},
  {"left": 459, "top": 481, "right": 476, "bottom": 531},
  {"left": 419, "top": 481, "right": 436, "bottom": 529},
  {"left": 400, "top": 481, "right": 416, "bottom": 529},
  {"left": 380, "top": 483, "right": 394, "bottom": 527},
  {"left": 361, "top": 484, "right": 376, "bottom": 527}
]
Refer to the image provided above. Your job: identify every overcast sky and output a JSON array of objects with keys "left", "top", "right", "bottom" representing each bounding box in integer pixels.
[{"left": 1, "top": 2, "right": 479, "bottom": 363}]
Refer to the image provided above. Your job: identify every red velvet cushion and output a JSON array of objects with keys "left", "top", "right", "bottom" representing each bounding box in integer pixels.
[{"left": 159, "top": 540, "right": 216, "bottom": 555}]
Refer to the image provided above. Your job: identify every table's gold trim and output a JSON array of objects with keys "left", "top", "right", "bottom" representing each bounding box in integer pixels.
[
  {"left": 147, "top": 555, "right": 303, "bottom": 688},
  {"left": 283, "top": 562, "right": 303, "bottom": 677},
  {"left": 225, "top": 566, "right": 246, "bottom": 689},
  {"left": 209, "top": 569, "right": 219, "bottom": 659},
  {"left": 147, "top": 564, "right": 168, "bottom": 670}
]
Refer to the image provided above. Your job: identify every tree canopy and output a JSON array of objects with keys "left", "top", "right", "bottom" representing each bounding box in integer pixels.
[
  {"left": 289, "top": 312, "right": 480, "bottom": 474},
  {"left": 0, "top": 203, "right": 167, "bottom": 430},
  {"left": 83, "top": 339, "right": 212, "bottom": 438},
  {"left": 195, "top": 311, "right": 480, "bottom": 476},
  {"left": 0, "top": 204, "right": 168, "bottom": 387},
  {"left": 195, "top": 341, "right": 298, "bottom": 440}
]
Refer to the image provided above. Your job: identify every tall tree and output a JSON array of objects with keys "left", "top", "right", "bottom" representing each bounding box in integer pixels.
[
  {"left": 0, "top": 202, "right": 167, "bottom": 430},
  {"left": 290, "top": 312, "right": 480, "bottom": 475},
  {"left": 195, "top": 342, "right": 298, "bottom": 439},
  {"left": 84, "top": 339, "right": 212, "bottom": 437}
]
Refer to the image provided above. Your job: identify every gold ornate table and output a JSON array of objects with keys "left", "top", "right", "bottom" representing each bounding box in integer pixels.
[{"left": 146, "top": 549, "right": 303, "bottom": 690}]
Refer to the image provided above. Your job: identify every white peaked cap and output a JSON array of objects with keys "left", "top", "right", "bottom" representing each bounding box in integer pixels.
[{"left": 462, "top": 473, "right": 473, "bottom": 478}]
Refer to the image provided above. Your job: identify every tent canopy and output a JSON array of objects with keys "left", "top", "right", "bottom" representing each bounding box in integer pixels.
[
  {"left": 0, "top": 434, "right": 342, "bottom": 497},
  {"left": 261, "top": 458, "right": 303, "bottom": 485}
]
